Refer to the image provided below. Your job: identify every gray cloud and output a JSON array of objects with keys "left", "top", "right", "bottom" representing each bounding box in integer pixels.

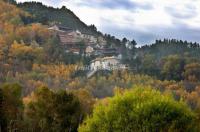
[
  {"left": 100, "top": 21, "right": 200, "bottom": 46},
  {"left": 165, "top": 5, "right": 198, "bottom": 19},
  {"left": 77, "top": 0, "right": 153, "bottom": 10},
  {"left": 100, "top": 24, "right": 157, "bottom": 45}
]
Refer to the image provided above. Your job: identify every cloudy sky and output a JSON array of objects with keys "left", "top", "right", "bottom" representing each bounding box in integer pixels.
[{"left": 16, "top": 0, "right": 200, "bottom": 45}]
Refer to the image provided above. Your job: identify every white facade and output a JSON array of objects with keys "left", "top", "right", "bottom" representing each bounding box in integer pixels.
[{"left": 90, "top": 56, "right": 121, "bottom": 70}]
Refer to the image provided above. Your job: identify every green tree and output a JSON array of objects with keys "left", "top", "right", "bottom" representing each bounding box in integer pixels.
[
  {"left": 25, "top": 87, "right": 82, "bottom": 132},
  {"left": 140, "top": 54, "right": 160, "bottom": 77},
  {"left": 44, "top": 35, "right": 63, "bottom": 63},
  {"left": 161, "top": 55, "right": 185, "bottom": 81},
  {"left": 131, "top": 39, "right": 137, "bottom": 48},
  {"left": 0, "top": 83, "right": 23, "bottom": 132},
  {"left": 79, "top": 87, "right": 196, "bottom": 132},
  {"left": 0, "top": 88, "right": 5, "bottom": 131},
  {"left": 52, "top": 90, "right": 82, "bottom": 132}
]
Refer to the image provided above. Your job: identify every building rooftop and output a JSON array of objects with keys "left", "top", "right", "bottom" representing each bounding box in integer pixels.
[{"left": 48, "top": 25, "right": 73, "bottom": 32}]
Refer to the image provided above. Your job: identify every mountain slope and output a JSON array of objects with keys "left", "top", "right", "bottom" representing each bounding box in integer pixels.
[
  {"left": 17, "top": 2, "right": 100, "bottom": 35},
  {"left": 16, "top": 1, "right": 126, "bottom": 46}
]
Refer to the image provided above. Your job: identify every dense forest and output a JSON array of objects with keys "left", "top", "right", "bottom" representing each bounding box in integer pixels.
[{"left": 1, "top": 0, "right": 200, "bottom": 131}]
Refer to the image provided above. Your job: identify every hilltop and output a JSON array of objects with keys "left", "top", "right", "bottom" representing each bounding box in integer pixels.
[{"left": 17, "top": 2, "right": 99, "bottom": 35}]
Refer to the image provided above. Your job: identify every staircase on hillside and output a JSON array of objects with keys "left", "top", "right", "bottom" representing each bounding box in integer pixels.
[{"left": 87, "top": 69, "right": 97, "bottom": 78}]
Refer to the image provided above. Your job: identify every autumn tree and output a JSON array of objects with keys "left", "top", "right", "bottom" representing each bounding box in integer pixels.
[
  {"left": 15, "top": 23, "right": 51, "bottom": 45},
  {"left": 183, "top": 63, "right": 200, "bottom": 82},
  {"left": 72, "top": 89, "right": 95, "bottom": 115},
  {"left": 8, "top": 41, "right": 43, "bottom": 72}
]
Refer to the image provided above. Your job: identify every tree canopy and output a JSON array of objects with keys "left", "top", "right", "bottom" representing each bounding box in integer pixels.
[{"left": 79, "top": 87, "right": 197, "bottom": 132}]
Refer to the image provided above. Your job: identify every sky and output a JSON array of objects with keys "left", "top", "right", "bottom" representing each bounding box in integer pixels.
[{"left": 16, "top": 0, "right": 200, "bottom": 45}]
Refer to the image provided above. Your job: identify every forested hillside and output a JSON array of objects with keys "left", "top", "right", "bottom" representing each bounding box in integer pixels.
[
  {"left": 1, "top": 0, "right": 200, "bottom": 131},
  {"left": 17, "top": 2, "right": 99, "bottom": 35},
  {"left": 16, "top": 1, "right": 129, "bottom": 47},
  {"left": 130, "top": 39, "right": 200, "bottom": 80},
  {"left": 139, "top": 39, "right": 200, "bottom": 60}
]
